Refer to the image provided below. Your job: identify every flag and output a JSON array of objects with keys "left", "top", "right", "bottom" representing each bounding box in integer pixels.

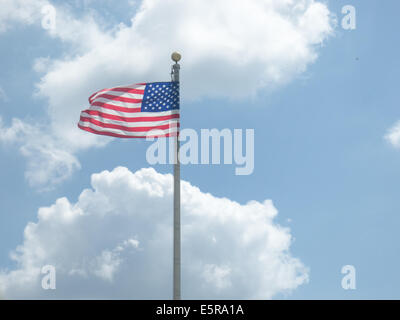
[{"left": 78, "top": 82, "right": 180, "bottom": 138}]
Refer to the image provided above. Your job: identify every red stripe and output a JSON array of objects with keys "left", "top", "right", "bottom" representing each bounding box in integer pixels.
[
  {"left": 83, "top": 110, "right": 180, "bottom": 122},
  {"left": 88, "top": 89, "right": 107, "bottom": 103},
  {"left": 78, "top": 124, "right": 177, "bottom": 138},
  {"left": 90, "top": 101, "right": 142, "bottom": 113},
  {"left": 107, "top": 87, "right": 144, "bottom": 94},
  {"left": 93, "top": 93, "right": 143, "bottom": 104},
  {"left": 80, "top": 116, "right": 179, "bottom": 132},
  {"left": 88, "top": 87, "right": 145, "bottom": 103}
]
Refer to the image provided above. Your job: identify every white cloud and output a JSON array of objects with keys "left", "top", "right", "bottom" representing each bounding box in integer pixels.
[
  {"left": 0, "top": 117, "right": 81, "bottom": 188},
  {"left": 0, "top": 167, "right": 308, "bottom": 299},
  {"left": 0, "top": 0, "right": 48, "bottom": 32},
  {"left": 203, "top": 264, "right": 232, "bottom": 290},
  {"left": 385, "top": 121, "right": 400, "bottom": 149},
  {"left": 0, "top": 0, "right": 334, "bottom": 188},
  {"left": 92, "top": 248, "right": 122, "bottom": 282}
]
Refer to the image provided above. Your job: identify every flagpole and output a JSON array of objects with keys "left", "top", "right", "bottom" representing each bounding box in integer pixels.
[{"left": 171, "top": 52, "right": 181, "bottom": 300}]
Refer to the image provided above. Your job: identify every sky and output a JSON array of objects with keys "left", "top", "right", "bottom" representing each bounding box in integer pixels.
[{"left": 0, "top": 0, "right": 400, "bottom": 299}]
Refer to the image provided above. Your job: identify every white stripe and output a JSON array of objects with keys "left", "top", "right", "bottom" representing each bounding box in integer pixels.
[
  {"left": 90, "top": 84, "right": 146, "bottom": 101},
  {"left": 78, "top": 121, "right": 178, "bottom": 137},
  {"left": 85, "top": 106, "right": 179, "bottom": 118},
  {"left": 91, "top": 90, "right": 144, "bottom": 101},
  {"left": 80, "top": 112, "right": 179, "bottom": 128},
  {"left": 92, "top": 97, "right": 142, "bottom": 108}
]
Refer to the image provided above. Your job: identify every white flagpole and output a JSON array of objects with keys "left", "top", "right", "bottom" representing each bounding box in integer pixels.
[{"left": 171, "top": 52, "right": 181, "bottom": 300}]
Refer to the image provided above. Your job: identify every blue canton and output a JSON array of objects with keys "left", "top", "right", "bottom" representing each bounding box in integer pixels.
[{"left": 142, "top": 82, "right": 180, "bottom": 112}]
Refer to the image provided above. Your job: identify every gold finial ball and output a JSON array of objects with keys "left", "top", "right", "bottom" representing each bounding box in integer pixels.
[{"left": 171, "top": 52, "right": 181, "bottom": 63}]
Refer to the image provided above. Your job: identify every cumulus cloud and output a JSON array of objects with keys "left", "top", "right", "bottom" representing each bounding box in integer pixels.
[
  {"left": 385, "top": 121, "right": 400, "bottom": 149},
  {"left": 0, "top": 117, "right": 81, "bottom": 188},
  {"left": 0, "top": 0, "right": 334, "bottom": 187},
  {"left": 0, "top": 0, "right": 48, "bottom": 32},
  {"left": 0, "top": 167, "right": 308, "bottom": 299}
]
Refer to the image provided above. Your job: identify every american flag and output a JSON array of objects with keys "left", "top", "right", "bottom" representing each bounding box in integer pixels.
[{"left": 78, "top": 82, "right": 180, "bottom": 138}]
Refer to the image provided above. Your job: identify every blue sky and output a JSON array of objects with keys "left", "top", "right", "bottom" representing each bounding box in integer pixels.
[{"left": 0, "top": 0, "right": 400, "bottom": 299}]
